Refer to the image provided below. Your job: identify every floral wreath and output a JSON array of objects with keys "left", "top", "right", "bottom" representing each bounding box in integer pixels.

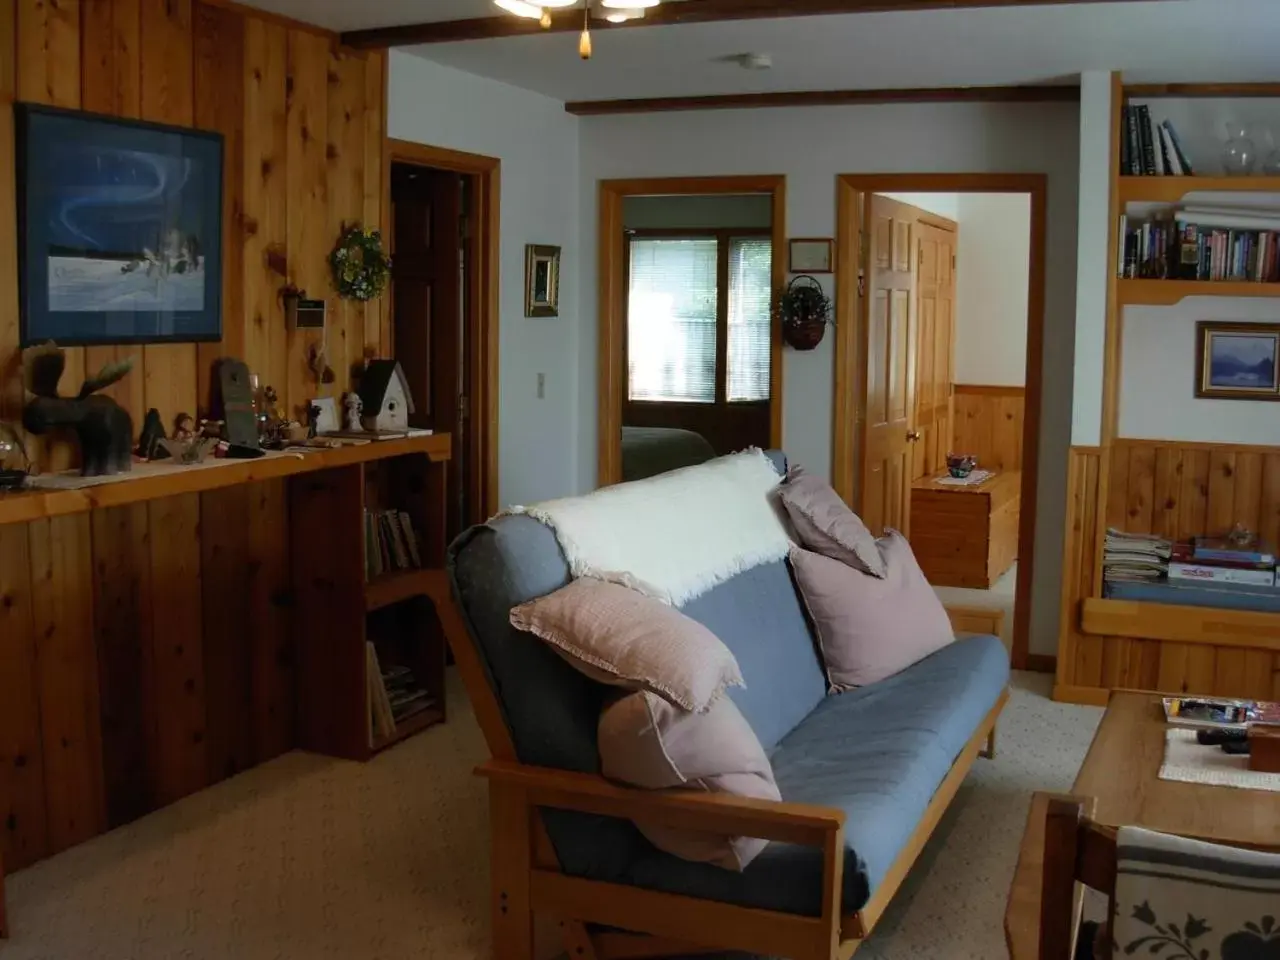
[{"left": 330, "top": 226, "right": 391, "bottom": 301}]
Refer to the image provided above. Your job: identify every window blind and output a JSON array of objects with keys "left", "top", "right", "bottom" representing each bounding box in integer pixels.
[
  {"left": 627, "top": 238, "right": 719, "bottom": 403},
  {"left": 727, "top": 237, "right": 773, "bottom": 403}
]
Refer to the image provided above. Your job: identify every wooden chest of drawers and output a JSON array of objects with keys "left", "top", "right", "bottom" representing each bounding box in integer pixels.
[{"left": 909, "top": 470, "right": 1021, "bottom": 589}]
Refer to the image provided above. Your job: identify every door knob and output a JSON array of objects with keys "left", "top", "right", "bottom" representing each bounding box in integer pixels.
[{"left": 907, "top": 431, "right": 921, "bottom": 442}]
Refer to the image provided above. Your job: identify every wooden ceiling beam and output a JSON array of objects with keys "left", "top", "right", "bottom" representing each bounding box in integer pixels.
[
  {"left": 564, "top": 83, "right": 1080, "bottom": 115},
  {"left": 340, "top": 0, "right": 1164, "bottom": 50}
]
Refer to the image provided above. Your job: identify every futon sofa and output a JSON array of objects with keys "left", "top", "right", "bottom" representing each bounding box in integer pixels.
[{"left": 444, "top": 452, "right": 1010, "bottom": 960}]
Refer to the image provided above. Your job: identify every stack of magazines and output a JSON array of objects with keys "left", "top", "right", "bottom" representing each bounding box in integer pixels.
[{"left": 1103, "top": 528, "right": 1172, "bottom": 583}]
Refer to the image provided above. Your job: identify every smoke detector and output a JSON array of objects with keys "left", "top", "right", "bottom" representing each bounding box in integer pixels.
[{"left": 730, "top": 52, "right": 773, "bottom": 71}]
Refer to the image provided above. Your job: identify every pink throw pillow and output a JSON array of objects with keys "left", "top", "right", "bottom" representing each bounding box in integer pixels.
[
  {"left": 778, "top": 466, "right": 887, "bottom": 578},
  {"left": 598, "top": 691, "right": 780, "bottom": 871},
  {"left": 790, "top": 532, "right": 954, "bottom": 690}
]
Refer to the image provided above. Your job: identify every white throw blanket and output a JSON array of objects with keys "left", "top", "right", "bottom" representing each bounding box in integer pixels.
[{"left": 512, "top": 449, "right": 790, "bottom": 606}]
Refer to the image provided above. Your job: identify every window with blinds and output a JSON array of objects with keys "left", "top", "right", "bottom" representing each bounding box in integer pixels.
[
  {"left": 628, "top": 238, "right": 719, "bottom": 403},
  {"left": 626, "top": 235, "right": 772, "bottom": 404},
  {"left": 727, "top": 237, "right": 773, "bottom": 402}
]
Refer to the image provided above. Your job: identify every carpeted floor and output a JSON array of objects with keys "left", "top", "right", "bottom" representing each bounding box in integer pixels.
[{"left": 4, "top": 670, "right": 1101, "bottom": 960}]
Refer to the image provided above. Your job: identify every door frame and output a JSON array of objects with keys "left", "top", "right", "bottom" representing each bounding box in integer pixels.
[
  {"left": 597, "top": 175, "right": 787, "bottom": 487},
  {"left": 386, "top": 138, "right": 501, "bottom": 522},
  {"left": 834, "top": 173, "right": 1048, "bottom": 671}
]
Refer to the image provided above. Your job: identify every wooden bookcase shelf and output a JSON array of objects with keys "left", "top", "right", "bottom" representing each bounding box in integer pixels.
[
  {"left": 1081, "top": 598, "right": 1280, "bottom": 654},
  {"left": 366, "top": 568, "right": 436, "bottom": 612},
  {"left": 1117, "top": 278, "right": 1280, "bottom": 305},
  {"left": 371, "top": 703, "right": 445, "bottom": 755},
  {"left": 1119, "top": 175, "right": 1280, "bottom": 203}
]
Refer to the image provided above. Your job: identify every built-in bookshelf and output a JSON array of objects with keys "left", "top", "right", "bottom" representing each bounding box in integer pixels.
[{"left": 291, "top": 446, "right": 450, "bottom": 761}]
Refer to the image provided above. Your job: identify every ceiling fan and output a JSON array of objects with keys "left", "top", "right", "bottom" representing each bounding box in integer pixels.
[{"left": 493, "top": 0, "right": 662, "bottom": 58}]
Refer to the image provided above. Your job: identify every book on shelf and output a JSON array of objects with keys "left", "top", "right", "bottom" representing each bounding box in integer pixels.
[
  {"left": 364, "top": 508, "right": 425, "bottom": 581},
  {"left": 1118, "top": 212, "right": 1280, "bottom": 282},
  {"left": 1193, "top": 534, "right": 1275, "bottom": 566},
  {"left": 1119, "top": 105, "right": 1193, "bottom": 176},
  {"left": 366, "top": 642, "right": 397, "bottom": 743},
  {"left": 1168, "top": 562, "right": 1277, "bottom": 588}
]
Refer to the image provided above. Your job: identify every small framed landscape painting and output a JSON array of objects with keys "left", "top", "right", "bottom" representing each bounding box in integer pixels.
[
  {"left": 525, "top": 244, "right": 561, "bottom": 318},
  {"left": 1195, "top": 321, "right": 1280, "bottom": 401}
]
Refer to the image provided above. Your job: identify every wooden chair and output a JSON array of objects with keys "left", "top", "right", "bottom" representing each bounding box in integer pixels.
[{"left": 1038, "top": 797, "right": 1117, "bottom": 960}]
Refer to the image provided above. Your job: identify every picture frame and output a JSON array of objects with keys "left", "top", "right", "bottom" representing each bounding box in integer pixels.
[
  {"left": 788, "top": 238, "right": 834, "bottom": 274},
  {"left": 1195, "top": 321, "right": 1280, "bottom": 402},
  {"left": 16, "top": 103, "right": 224, "bottom": 346},
  {"left": 525, "top": 244, "right": 561, "bottom": 318}
]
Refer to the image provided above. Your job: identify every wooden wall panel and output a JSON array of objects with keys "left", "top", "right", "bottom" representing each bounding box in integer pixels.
[
  {"left": 1055, "top": 447, "right": 1104, "bottom": 697},
  {"left": 952, "top": 385, "right": 1025, "bottom": 473},
  {"left": 0, "top": 524, "right": 47, "bottom": 871},
  {"left": 0, "top": 0, "right": 388, "bottom": 876},
  {"left": 29, "top": 515, "right": 106, "bottom": 852}
]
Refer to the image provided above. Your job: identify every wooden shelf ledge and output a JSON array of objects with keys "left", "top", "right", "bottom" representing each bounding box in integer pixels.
[
  {"left": 1117, "top": 279, "right": 1280, "bottom": 306},
  {"left": 0, "top": 433, "right": 451, "bottom": 527},
  {"left": 1119, "top": 175, "right": 1280, "bottom": 203},
  {"left": 371, "top": 704, "right": 444, "bottom": 755},
  {"left": 365, "top": 568, "right": 437, "bottom": 611},
  {"left": 1081, "top": 597, "right": 1280, "bottom": 653}
]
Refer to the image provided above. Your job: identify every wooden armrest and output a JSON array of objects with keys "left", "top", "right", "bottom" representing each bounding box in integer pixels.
[{"left": 477, "top": 760, "right": 845, "bottom": 847}]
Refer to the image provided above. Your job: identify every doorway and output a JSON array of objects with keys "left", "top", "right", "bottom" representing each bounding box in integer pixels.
[
  {"left": 834, "top": 175, "right": 1047, "bottom": 670},
  {"left": 386, "top": 140, "right": 500, "bottom": 539},
  {"left": 597, "top": 176, "right": 787, "bottom": 487}
]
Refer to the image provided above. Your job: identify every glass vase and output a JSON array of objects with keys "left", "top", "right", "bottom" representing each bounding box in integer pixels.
[
  {"left": 1221, "top": 121, "right": 1257, "bottom": 176},
  {"left": 1260, "top": 125, "right": 1280, "bottom": 176}
]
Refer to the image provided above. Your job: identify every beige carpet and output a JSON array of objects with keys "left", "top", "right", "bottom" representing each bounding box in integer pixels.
[{"left": 4, "top": 670, "right": 1101, "bottom": 960}]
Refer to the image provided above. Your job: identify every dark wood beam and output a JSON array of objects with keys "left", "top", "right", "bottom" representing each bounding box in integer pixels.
[
  {"left": 565, "top": 84, "right": 1080, "bottom": 115},
  {"left": 340, "top": 0, "right": 1163, "bottom": 50}
]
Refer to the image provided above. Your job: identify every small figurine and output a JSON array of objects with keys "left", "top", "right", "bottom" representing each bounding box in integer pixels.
[
  {"left": 23, "top": 343, "right": 135, "bottom": 477},
  {"left": 344, "top": 392, "right": 364, "bottom": 432},
  {"left": 198, "top": 418, "right": 225, "bottom": 441},
  {"left": 307, "top": 403, "right": 321, "bottom": 439},
  {"left": 138, "top": 408, "right": 169, "bottom": 461},
  {"left": 173, "top": 413, "right": 196, "bottom": 444}
]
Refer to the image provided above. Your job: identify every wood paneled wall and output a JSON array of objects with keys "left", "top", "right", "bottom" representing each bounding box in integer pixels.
[
  {"left": 952, "top": 384, "right": 1025, "bottom": 473},
  {"left": 0, "top": 0, "right": 387, "bottom": 874},
  {"left": 1055, "top": 442, "right": 1280, "bottom": 705}
]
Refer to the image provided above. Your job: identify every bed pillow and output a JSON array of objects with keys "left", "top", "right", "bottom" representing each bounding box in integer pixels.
[
  {"left": 598, "top": 690, "right": 780, "bottom": 871},
  {"left": 790, "top": 532, "right": 954, "bottom": 690},
  {"left": 510, "top": 579, "right": 743, "bottom": 713},
  {"left": 778, "top": 466, "right": 887, "bottom": 578}
]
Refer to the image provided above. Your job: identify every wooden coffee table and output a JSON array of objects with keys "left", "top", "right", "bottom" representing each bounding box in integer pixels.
[{"left": 1005, "top": 691, "right": 1280, "bottom": 959}]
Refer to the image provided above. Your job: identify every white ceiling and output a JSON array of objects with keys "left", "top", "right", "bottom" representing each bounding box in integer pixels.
[{"left": 238, "top": 0, "right": 1280, "bottom": 102}]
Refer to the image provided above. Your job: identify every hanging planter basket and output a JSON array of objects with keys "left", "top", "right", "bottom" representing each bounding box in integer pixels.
[{"left": 776, "top": 275, "right": 834, "bottom": 352}]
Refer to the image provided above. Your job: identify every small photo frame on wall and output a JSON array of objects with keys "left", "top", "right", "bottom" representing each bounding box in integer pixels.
[
  {"left": 788, "top": 238, "right": 834, "bottom": 274},
  {"left": 1195, "top": 321, "right": 1280, "bottom": 401},
  {"left": 525, "top": 244, "right": 561, "bottom": 318}
]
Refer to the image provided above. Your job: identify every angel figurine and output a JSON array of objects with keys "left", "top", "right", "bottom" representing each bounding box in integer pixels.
[{"left": 344, "top": 392, "right": 364, "bottom": 432}]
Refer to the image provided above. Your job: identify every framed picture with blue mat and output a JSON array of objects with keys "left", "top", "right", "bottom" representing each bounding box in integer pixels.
[
  {"left": 16, "top": 103, "right": 223, "bottom": 346},
  {"left": 1195, "top": 321, "right": 1280, "bottom": 402}
]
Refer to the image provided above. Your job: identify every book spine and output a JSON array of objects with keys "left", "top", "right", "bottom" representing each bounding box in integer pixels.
[
  {"left": 1156, "top": 118, "right": 1173, "bottom": 175},
  {"left": 1193, "top": 548, "right": 1274, "bottom": 564},
  {"left": 1120, "top": 104, "right": 1132, "bottom": 175},
  {"left": 1158, "top": 123, "right": 1183, "bottom": 175},
  {"left": 1137, "top": 105, "right": 1156, "bottom": 175},
  {"left": 1162, "top": 120, "right": 1194, "bottom": 175},
  {"left": 1169, "top": 563, "right": 1277, "bottom": 587},
  {"left": 1126, "top": 104, "right": 1142, "bottom": 175}
]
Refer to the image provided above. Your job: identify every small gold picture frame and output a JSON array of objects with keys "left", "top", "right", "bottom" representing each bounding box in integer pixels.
[
  {"left": 1195, "top": 321, "right": 1280, "bottom": 402},
  {"left": 525, "top": 244, "right": 561, "bottom": 318},
  {"left": 788, "top": 238, "right": 834, "bottom": 274}
]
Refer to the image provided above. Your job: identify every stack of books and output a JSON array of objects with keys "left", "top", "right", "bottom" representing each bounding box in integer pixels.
[
  {"left": 1103, "top": 528, "right": 1172, "bottom": 583},
  {"left": 366, "top": 642, "right": 437, "bottom": 744},
  {"left": 1168, "top": 536, "right": 1278, "bottom": 590},
  {"left": 364, "top": 509, "right": 423, "bottom": 581},
  {"left": 1119, "top": 104, "right": 1193, "bottom": 177},
  {"left": 1117, "top": 207, "right": 1280, "bottom": 282}
]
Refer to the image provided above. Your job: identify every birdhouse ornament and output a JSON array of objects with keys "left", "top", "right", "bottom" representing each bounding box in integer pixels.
[{"left": 356, "top": 360, "right": 415, "bottom": 432}]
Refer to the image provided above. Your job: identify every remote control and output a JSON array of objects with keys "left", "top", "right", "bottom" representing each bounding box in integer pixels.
[{"left": 1197, "top": 729, "right": 1248, "bottom": 745}]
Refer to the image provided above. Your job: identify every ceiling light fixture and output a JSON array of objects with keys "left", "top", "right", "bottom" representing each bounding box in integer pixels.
[
  {"left": 493, "top": 0, "right": 661, "bottom": 58},
  {"left": 493, "top": 0, "right": 543, "bottom": 19},
  {"left": 601, "top": 0, "right": 659, "bottom": 6},
  {"left": 600, "top": 5, "right": 645, "bottom": 23},
  {"left": 579, "top": 2, "right": 593, "bottom": 59}
]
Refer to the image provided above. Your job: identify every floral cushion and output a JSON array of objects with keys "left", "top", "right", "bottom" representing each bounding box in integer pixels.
[{"left": 1110, "top": 826, "right": 1280, "bottom": 960}]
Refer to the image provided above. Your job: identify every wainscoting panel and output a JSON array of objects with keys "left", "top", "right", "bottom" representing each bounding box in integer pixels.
[{"left": 952, "top": 385, "right": 1026, "bottom": 472}]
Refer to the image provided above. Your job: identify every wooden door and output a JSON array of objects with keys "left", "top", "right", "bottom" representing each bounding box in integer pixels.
[
  {"left": 391, "top": 165, "right": 468, "bottom": 541},
  {"left": 913, "top": 222, "right": 957, "bottom": 480},
  {"left": 860, "top": 196, "right": 919, "bottom": 537}
]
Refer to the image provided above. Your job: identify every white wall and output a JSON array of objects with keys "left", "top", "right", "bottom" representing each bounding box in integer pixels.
[
  {"left": 388, "top": 51, "right": 582, "bottom": 507},
  {"left": 579, "top": 101, "right": 1081, "bottom": 656},
  {"left": 1073, "top": 71, "right": 1114, "bottom": 446},
  {"left": 879, "top": 191, "right": 960, "bottom": 220},
  {"left": 953, "top": 193, "right": 1032, "bottom": 386},
  {"left": 1120, "top": 300, "right": 1280, "bottom": 444}
]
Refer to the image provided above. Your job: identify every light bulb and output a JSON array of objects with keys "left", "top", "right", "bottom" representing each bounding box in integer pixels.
[
  {"left": 579, "top": 26, "right": 592, "bottom": 59},
  {"left": 493, "top": 0, "right": 543, "bottom": 19},
  {"left": 538, "top": 0, "right": 579, "bottom": 6},
  {"left": 540, "top": 9, "right": 551, "bottom": 26},
  {"left": 603, "top": 6, "right": 644, "bottom": 22}
]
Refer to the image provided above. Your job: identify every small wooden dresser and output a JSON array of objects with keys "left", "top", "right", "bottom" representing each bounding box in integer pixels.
[{"left": 910, "top": 470, "right": 1020, "bottom": 589}]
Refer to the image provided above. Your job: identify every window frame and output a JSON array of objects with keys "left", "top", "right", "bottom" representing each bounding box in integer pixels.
[{"left": 623, "top": 226, "right": 773, "bottom": 408}]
